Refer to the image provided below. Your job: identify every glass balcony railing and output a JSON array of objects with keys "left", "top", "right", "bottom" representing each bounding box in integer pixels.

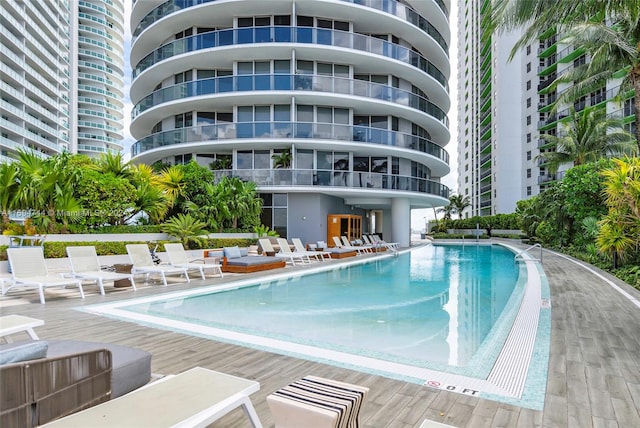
[
  {"left": 132, "top": 26, "right": 448, "bottom": 90},
  {"left": 212, "top": 168, "right": 450, "bottom": 198},
  {"left": 131, "top": 121, "right": 450, "bottom": 164},
  {"left": 133, "top": 0, "right": 448, "bottom": 52},
  {"left": 132, "top": 73, "right": 448, "bottom": 126}
]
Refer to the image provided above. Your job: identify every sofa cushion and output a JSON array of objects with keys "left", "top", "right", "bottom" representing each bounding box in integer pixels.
[
  {"left": 223, "top": 246, "right": 242, "bottom": 259},
  {"left": 44, "top": 340, "right": 151, "bottom": 398},
  {"left": 0, "top": 341, "right": 48, "bottom": 365}
]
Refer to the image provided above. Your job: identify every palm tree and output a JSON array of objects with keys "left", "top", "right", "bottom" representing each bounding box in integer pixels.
[
  {"left": 127, "top": 165, "right": 168, "bottom": 224},
  {"left": 157, "top": 165, "right": 185, "bottom": 208},
  {"left": 449, "top": 194, "right": 471, "bottom": 219},
  {"left": 536, "top": 108, "right": 636, "bottom": 173},
  {"left": 0, "top": 162, "right": 19, "bottom": 227},
  {"left": 436, "top": 204, "right": 453, "bottom": 221},
  {"left": 272, "top": 149, "right": 292, "bottom": 168},
  {"left": 13, "top": 150, "right": 82, "bottom": 232},
  {"left": 94, "top": 151, "right": 133, "bottom": 179},
  {"left": 161, "top": 213, "right": 208, "bottom": 247},
  {"left": 220, "top": 177, "right": 262, "bottom": 229},
  {"left": 184, "top": 182, "right": 230, "bottom": 232},
  {"left": 491, "top": 0, "right": 640, "bottom": 147}
]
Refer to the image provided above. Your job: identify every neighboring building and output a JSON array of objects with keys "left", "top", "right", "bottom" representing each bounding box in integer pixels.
[
  {"left": 457, "top": 1, "right": 635, "bottom": 217},
  {"left": 0, "top": 0, "right": 125, "bottom": 162},
  {"left": 457, "top": 0, "right": 536, "bottom": 217},
  {"left": 129, "top": 0, "right": 453, "bottom": 246},
  {"left": 1, "top": 0, "right": 71, "bottom": 162},
  {"left": 72, "top": 0, "right": 126, "bottom": 155}
]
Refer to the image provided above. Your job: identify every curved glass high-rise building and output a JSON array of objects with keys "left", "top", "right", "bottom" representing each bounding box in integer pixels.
[{"left": 130, "top": 0, "right": 452, "bottom": 246}]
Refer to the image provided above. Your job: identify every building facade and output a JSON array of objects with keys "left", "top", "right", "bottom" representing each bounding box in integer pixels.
[
  {"left": 72, "top": 0, "right": 126, "bottom": 156},
  {"left": 0, "top": 0, "right": 125, "bottom": 162},
  {"left": 457, "top": 0, "right": 636, "bottom": 217},
  {"left": 129, "top": 0, "right": 453, "bottom": 246},
  {"left": 1, "top": 0, "right": 71, "bottom": 162}
]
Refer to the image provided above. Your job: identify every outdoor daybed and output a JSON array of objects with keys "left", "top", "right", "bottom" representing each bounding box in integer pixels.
[
  {"left": 219, "top": 246, "right": 286, "bottom": 273},
  {"left": 0, "top": 339, "right": 152, "bottom": 427},
  {"left": 327, "top": 248, "right": 358, "bottom": 259}
]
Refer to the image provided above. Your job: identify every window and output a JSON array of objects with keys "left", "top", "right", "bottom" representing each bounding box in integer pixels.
[
  {"left": 526, "top": 116, "right": 531, "bottom": 125},
  {"left": 526, "top": 80, "right": 531, "bottom": 90},
  {"left": 174, "top": 70, "right": 192, "bottom": 84},
  {"left": 175, "top": 112, "right": 192, "bottom": 128},
  {"left": 526, "top": 98, "right": 531, "bottom": 108},
  {"left": 526, "top": 133, "right": 531, "bottom": 143},
  {"left": 527, "top": 150, "right": 531, "bottom": 160},
  {"left": 526, "top": 45, "right": 531, "bottom": 55},
  {"left": 527, "top": 168, "right": 531, "bottom": 178},
  {"left": 527, "top": 186, "right": 532, "bottom": 196},
  {"left": 526, "top": 62, "right": 531, "bottom": 73}
]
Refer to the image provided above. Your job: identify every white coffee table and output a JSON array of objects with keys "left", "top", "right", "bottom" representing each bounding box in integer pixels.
[{"left": 0, "top": 314, "right": 44, "bottom": 343}]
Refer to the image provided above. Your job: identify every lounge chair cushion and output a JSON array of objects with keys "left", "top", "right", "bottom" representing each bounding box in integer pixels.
[
  {"left": 226, "top": 256, "right": 283, "bottom": 266},
  {"left": 0, "top": 340, "right": 152, "bottom": 399},
  {"left": 0, "top": 341, "right": 48, "bottom": 365},
  {"left": 223, "top": 246, "right": 242, "bottom": 259},
  {"left": 328, "top": 248, "right": 356, "bottom": 254}
]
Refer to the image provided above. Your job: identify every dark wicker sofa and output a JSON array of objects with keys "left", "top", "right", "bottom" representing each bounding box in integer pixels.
[{"left": 0, "top": 340, "right": 151, "bottom": 427}]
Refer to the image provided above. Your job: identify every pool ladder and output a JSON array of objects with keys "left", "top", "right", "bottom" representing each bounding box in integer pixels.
[{"left": 514, "top": 243, "right": 542, "bottom": 262}]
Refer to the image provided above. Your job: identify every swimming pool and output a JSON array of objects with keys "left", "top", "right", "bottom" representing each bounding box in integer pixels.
[{"left": 82, "top": 243, "right": 550, "bottom": 410}]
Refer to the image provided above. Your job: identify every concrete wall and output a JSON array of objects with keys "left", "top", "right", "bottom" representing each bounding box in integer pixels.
[{"left": 287, "top": 194, "right": 368, "bottom": 244}]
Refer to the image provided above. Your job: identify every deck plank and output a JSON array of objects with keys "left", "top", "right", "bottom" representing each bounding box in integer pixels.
[{"left": 2, "top": 241, "right": 640, "bottom": 427}]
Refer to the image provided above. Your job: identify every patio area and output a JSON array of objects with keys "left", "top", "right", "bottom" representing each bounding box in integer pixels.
[{"left": 1, "top": 241, "right": 639, "bottom": 427}]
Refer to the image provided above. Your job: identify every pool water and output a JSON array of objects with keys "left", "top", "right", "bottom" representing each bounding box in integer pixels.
[{"left": 123, "top": 244, "right": 521, "bottom": 369}]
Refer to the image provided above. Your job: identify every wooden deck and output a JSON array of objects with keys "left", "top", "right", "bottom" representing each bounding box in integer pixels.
[{"left": 1, "top": 241, "right": 639, "bottom": 427}]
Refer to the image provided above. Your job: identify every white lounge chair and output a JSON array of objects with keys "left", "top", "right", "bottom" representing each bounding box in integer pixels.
[
  {"left": 258, "top": 238, "right": 299, "bottom": 266},
  {"left": 276, "top": 238, "right": 311, "bottom": 264},
  {"left": 370, "top": 234, "right": 399, "bottom": 250},
  {"left": 291, "top": 238, "right": 330, "bottom": 261},
  {"left": 332, "top": 236, "right": 367, "bottom": 255},
  {"left": 164, "top": 243, "right": 223, "bottom": 279},
  {"left": 340, "top": 236, "right": 374, "bottom": 254},
  {"left": 66, "top": 246, "right": 136, "bottom": 295},
  {"left": 126, "top": 244, "right": 190, "bottom": 287},
  {"left": 3, "top": 247, "right": 85, "bottom": 304}
]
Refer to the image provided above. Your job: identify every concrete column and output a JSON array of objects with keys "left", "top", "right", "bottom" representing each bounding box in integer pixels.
[{"left": 391, "top": 197, "right": 410, "bottom": 248}]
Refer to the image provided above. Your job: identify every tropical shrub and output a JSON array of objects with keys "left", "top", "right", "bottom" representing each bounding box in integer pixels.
[{"left": 161, "top": 213, "right": 208, "bottom": 248}]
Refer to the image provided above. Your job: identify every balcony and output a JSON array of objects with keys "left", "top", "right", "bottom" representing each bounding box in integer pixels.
[
  {"left": 131, "top": 121, "right": 450, "bottom": 164},
  {"left": 131, "top": 73, "right": 449, "bottom": 127},
  {"left": 133, "top": 0, "right": 449, "bottom": 52},
  {"left": 211, "top": 168, "right": 450, "bottom": 199},
  {"left": 132, "top": 26, "right": 448, "bottom": 90},
  {"left": 538, "top": 174, "right": 557, "bottom": 184}
]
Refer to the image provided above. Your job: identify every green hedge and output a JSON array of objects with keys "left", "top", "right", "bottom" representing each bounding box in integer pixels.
[
  {"left": 431, "top": 233, "right": 491, "bottom": 239},
  {"left": 0, "top": 238, "right": 257, "bottom": 260}
]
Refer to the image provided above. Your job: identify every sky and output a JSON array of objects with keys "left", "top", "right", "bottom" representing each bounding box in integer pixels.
[{"left": 121, "top": 1, "right": 459, "bottom": 230}]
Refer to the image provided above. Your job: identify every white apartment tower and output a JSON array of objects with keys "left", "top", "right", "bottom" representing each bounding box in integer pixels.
[
  {"left": 73, "top": 0, "right": 126, "bottom": 155},
  {"left": 0, "top": 0, "right": 125, "bottom": 161},
  {"left": 1, "top": 0, "right": 71, "bottom": 161},
  {"left": 457, "top": 1, "right": 636, "bottom": 217},
  {"left": 129, "top": 0, "right": 453, "bottom": 246},
  {"left": 457, "top": 0, "right": 535, "bottom": 217}
]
